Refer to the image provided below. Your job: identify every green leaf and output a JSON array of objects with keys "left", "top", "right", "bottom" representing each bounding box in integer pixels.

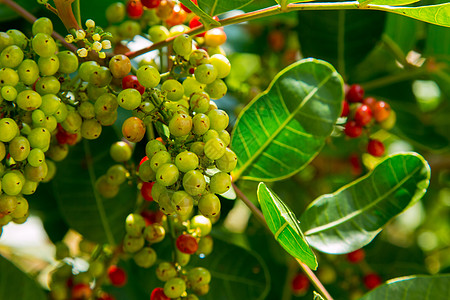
[
  {"left": 300, "top": 153, "right": 430, "bottom": 254},
  {"left": 53, "top": 127, "right": 135, "bottom": 245},
  {"left": 385, "top": 14, "right": 420, "bottom": 54},
  {"left": 230, "top": 58, "right": 344, "bottom": 181},
  {"left": 257, "top": 182, "right": 318, "bottom": 270},
  {"left": 0, "top": 256, "right": 46, "bottom": 300},
  {"left": 197, "top": 0, "right": 263, "bottom": 16},
  {"left": 361, "top": 0, "right": 419, "bottom": 5},
  {"left": 128, "top": 238, "right": 270, "bottom": 300},
  {"left": 178, "top": 0, "right": 220, "bottom": 27},
  {"left": 371, "top": 3, "right": 450, "bottom": 27},
  {"left": 360, "top": 274, "right": 450, "bottom": 299},
  {"left": 296, "top": 10, "right": 386, "bottom": 78}
]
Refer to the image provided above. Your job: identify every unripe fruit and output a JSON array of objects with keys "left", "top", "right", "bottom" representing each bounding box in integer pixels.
[{"left": 122, "top": 117, "right": 146, "bottom": 142}]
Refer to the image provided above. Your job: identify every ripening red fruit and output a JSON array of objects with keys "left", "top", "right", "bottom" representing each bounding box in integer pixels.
[
  {"left": 139, "top": 156, "right": 149, "bottom": 168},
  {"left": 346, "top": 249, "right": 365, "bottom": 263},
  {"left": 364, "top": 273, "right": 382, "bottom": 290},
  {"left": 141, "top": 181, "right": 155, "bottom": 201},
  {"left": 372, "top": 101, "right": 391, "bottom": 122},
  {"left": 204, "top": 28, "right": 227, "bottom": 47},
  {"left": 267, "top": 30, "right": 285, "bottom": 52},
  {"left": 362, "top": 97, "right": 377, "bottom": 109},
  {"left": 71, "top": 283, "right": 92, "bottom": 299},
  {"left": 122, "top": 75, "right": 145, "bottom": 95},
  {"left": 127, "top": 0, "right": 144, "bottom": 19},
  {"left": 367, "top": 139, "right": 385, "bottom": 157},
  {"left": 344, "top": 121, "right": 363, "bottom": 138},
  {"left": 349, "top": 154, "right": 362, "bottom": 176},
  {"left": 176, "top": 234, "right": 198, "bottom": 254},
  {"left": 291, "top": 273, "right": 310, "bottom": 294},
  {"left": 141, "top": 210, "right": 164, "bottom": 225},
  {"left": 97, "top": 293, "right": 116, "bottom": 300},
  {"left": 166, "top": 4, "right": 187, "bottom": 27},
  {"left": 108, "top": 265, "right": 127, "bottom": 287},
  {"left": 341, "top": 100, "right": 349, "bottom": 117},
  {"left": 354, "top": 104, "right": 373, "bottom": 126},
  {"left": 180, "top": 0, "right": 197, "bottom": 13},
  {"left": 142, "top": 0, "right": 161, "bottom": 8},
  {"left": 346, "top": 84, "right": 365, "bottom": 103},
  {"left": 151, "top": 287, "right": 170, "bottom": 300}
]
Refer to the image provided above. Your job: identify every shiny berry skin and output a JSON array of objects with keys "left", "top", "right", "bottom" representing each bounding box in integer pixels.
[
  {"left": 122, "top": 75, "right": 145, "bottom": 95},
  {"left": 108, "top": 265, "right": 127, "bottom": 287},
  {"left": 372, "top": 101, "right": 391, "bottom": 122},
  {"left": 180, "top": 0, "right": 197, "bottom": 12},
  {"left": 126, "top": 0, "right": 144, "bottom": 19},
  {"left": 344, "top": 121, "right": 363, "bottom": 138},
  {"left": 204, "top": 28, "right": 227, "bottom": 47},
  {"left": 189, "top": 16, "right": 204, "bottom": 37},
  {"left": 354, "top": 104, "right": 373, "bottom": 126},
  {"left": 346, "top": 249, "right": 365, "bottom": 263},
  {"left": 341, "top": 100, "right": 349, "bottom": 117},
  {"left": 291, "top": 273, "right": 310, "bottom": 294},
  {"left": 367, "top": 139, "right": 385, "bottom": 157},
  {"left": 151, "top": 287, "right": 170, "bottom": 300},
  {"left": 176, "top": 234, "right": 198, "bottom": 254},
  {"left": 364, "top": 273, "right": 382, "bottom": 290},
  {"left": 141, "top": 181, "right": 154, "bottom": 201},
  {"left": 346, "top": 84, "right": 364, "bottom": 103},
  {"left": 142, "top": 0, "right": 161, "bottom": 8},
  {"left": 362, "top": 97, "right": 377, "bottom": 109}
]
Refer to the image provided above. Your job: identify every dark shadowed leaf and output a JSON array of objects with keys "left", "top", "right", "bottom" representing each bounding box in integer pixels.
[
  {"left": 231, "top": 59, "right": 343, "bottom": 181},
  {"left": 53, "top": 127, "right": 136, "bottom": 245},
  {"left": 360, "top": 274, "right": 450, "bottom": 299},
  {"left": 0, "top": 256, "right": 46, "bottom": 300},
  {"left": 300, "top": 153, "right": 430, "bottom": 254},
  {"left": 257, "top": 182, "right": 317, "bottom": 270}
]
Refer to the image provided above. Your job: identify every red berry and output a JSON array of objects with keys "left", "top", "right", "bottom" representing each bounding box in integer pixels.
[
  {"left": 97, "top": 293, "right": 116, "bottom": 300},
  {"left": 151, "top": 287, "right": 170, "bottom": 300},
  {"left": 176, "top": 234, "right": 198, "bottom": 254},
  {"left": 108, "top": 265, "right": 127, "bottom": 287},
  {"left": 204, "top": 28, "right": 227, "bottom": 47},
  {"left": 141, "top": 210, "right": 164, "bottom": 225},
  {"left": 139, "top": 156, "right": 149, "bottom": 168},
  {"left": 354, "top": 104, "right": 373, "bottom": 126},
  {"left": 349, "top": 154, "right": 362, "bottom": 176},
  {"left": 344, "top": 121, "right": 363, "bottom": 138},
  {"left": 362, "top": 97, "right": 377, "bottom": 109},
  {"left": 180, "top": 0, "right": 197, "bottom": 13},
  {"left": 267, "top": 30, "right": 285, "bottom": 52},
  {"left": 364, "top": 273, "right": 382, "bottom": 290},
  {"left": 291, "top": 273, "right": 310, "bottom": 294},
  {"left": 346, "top": 249, "right": 365, "bottom": 263},
  {"left": 341, "top": 100, "right": 349, "bottom": 117},
  {"left": 71, "top": 283, "right": 92, "bottom": 299},
  {"left": 142, "top": 0, "right": 161, "bottom": 8},
  {"left": 166, "top": 4, "right": 187, "bottom": 27},
  {"left": 372, "top": 101, "right": 391, "bottom": 123},
  {"left": 127, "top": 0, "right": 144, "bottom": 19},
  {"left": 346, "top": 84, "right": 365, "bottom": 103},
  {"left": 367, "top": 139, "right": 385, "bottom": 157},
  {"left": 122, "top": 75, "right": 145, "bottom": 95},
  {"left": 189, "top": 16, "right": 205, "bottom": 37},
  {"left": 141, "top": 181, "right": 154, "bottom": 201}
]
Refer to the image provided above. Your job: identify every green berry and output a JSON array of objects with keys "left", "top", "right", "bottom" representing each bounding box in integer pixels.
[
  {"left": 27, "top": 148, "right": 45, "bottom": 167},
  {"left": 38, "top": 55, "right": 59, "bottom": 76},
  {"left": 156, "top": 163, "right": 179, "bottom": 186},
  {"left": 9, "top": 136, "right": 30, "bottom": 162},
  {"left": 134, "top": 247, "right": 157, "bottom": 268},
  {"left": 204, "top": 138, "right": 226, "bottom": 160},
  {"left": 209, "top": 54, "right": 231, "bottom": 78},
  {"left": 182, "top": 170, "right": 206, "bottom": 196},
  {"left": 0, "top": 194, "right": 18, "bottom": 216},
  {"left": 144, "top": 223, "right": 165, "bottom": 243},
  {"left": 61, "top": 111, "right": 82, "bottom": 134},
  {"left": 17, "top": 90, "right": 42, "bottom": 111},
  {"left": 189, "top": 49, "right": 209, "bottom": 67},
  {"left": 138, "top": 159, "right": 156, "bottom": 182},
  {"left": 95, "top": 175, "right": 119, "bottom": 198},
  {"left": 190, "top": 215, "right": 212, "bottom": 236},
  {"left": 171, "top": 191, "right": 194, "bottom": 216},
  {"left": 205, "top": 79, "right": 227, "bottom": 99},
  {"left": 194, "top": 64, "right": 217, "bottom": 84},
  {"left": 136, "top": 65, "right": 160, "bottom": 88},
  {"left": 183, "top": 77, "right": 205, "bottom": 97},
  {"left": 125, "top": 213, "right": 146, "bottom": 237},
  {"left": 146, "top": 139, "right": 167, "bottom": 159},
  {"left": 148, "top": 25, "right": 169, "bottom": 43},
  {"left": 198, "top": 193, "right": 221, "bottom": 217},
  {"left": 32, "top": 33, "right": 56, "bottom": 57},
  {"left": 0, "top": 67, "right": 19, "bottom": 86},
  {"left": 150, "top": 151, "right": 172, "bottom": 172},
  {"left": 173, "top": 34, "right": 192, "bottom": 57},
  {"left": 164, "top": 277, "right": 186, "bottom": 298},
  {"left": 215, "top": 148, "right": 237, "bottom": 172},
  {"left": 106, "top": 164, "right": 127, "bottom": 185},
  {"left": 110, "top": 141, "right": 132, "bottom": 162},
  {"left": 175, "top": 151, "right": 199, "bottom": 173},
  {"left": 32, "top": 17, "right": 53, "bottom": 35},
  {"left": 17, "top": 59, "right": 39, "bottom": 85},
  {"left": 187, "top": 267, "right": 211, "bottom": 288},
  {"left": 210, "top": 172, "right": 231, "bottom": 194},
  {"left": 35, "top": 76, "right": 61, "bottom": 95},
  {"left": 169, "top": 112, "right": 192, "bottom": 137},
  {"left": 28, "top": 127, "right": 51, "bottom": 150},
  {"left": 192, "top": 113, "right": 210, "bottom": 136},
  {"left": 151, "top": 182, "right": 166, "bottom": 203},
  {"left": 2, "top": 172, "right": 23, "bottom": 195},
  {"left": 156, "top": 262, "right": 177, "bottom": 282},
  {"left": 162, "top": 79, "right": 184, "bottom": 101},
  {"left": 208, "top": 109, "right": 229, "bottom": 131},
  {"left": 57, "top": 51, "right": 79, "bottom": 74},
  {"left": 0, "top": 45, "right": 24, "bottom": 68},
  {"left": 123, "top": 234, "right": 145, "bottom": 253},
  {"left": 80, "top": 119, "right": 102, "bottom": 140}
]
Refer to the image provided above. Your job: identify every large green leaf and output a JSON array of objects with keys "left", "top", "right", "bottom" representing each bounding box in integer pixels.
[
  {"left": 53, "top": 127, "right": 135, "bottom": 245},
  {"left": 257, "top": 183, "right": 317, "bottom": 270},
  {"left": 0, "top": 256, "right": 46, "bottom": 300},
  {"left": 297, "top": 10, "right": 386, "bottom": 78},
  {"left": 127, "top": 238, "right": 270, "bottom": 300},
  {"left": 360, "top": 274, "right": 450, "bottom": 299},
  {"left": 370, "top": 3, "right": 450, "bottom": 27},
  {"left": 300, "top": 153, "right": 430, "bottom": 254},
  {"left": 197, "top": 0, "right": 255, "bottom": 16},
  {"left": 385, "top": 14, "right": 420, "bottom": 54},
  {"left": 178, "top": 0, "right": 220, "bottom": 27},
  {"left": 230, "top": 59, "right": 344, "bottom": 181}
]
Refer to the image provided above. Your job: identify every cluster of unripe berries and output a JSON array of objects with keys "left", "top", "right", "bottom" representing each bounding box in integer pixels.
[{"left": 341, "top": 84, "right": 396, "bottom": 157}]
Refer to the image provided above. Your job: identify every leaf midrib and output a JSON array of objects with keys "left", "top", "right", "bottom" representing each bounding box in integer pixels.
[
  {"left": 304, "top": 164, "right": 422, "bottom": 236},
  {"left": 233, "top": 71, "right": 335, "bottom": 180}
]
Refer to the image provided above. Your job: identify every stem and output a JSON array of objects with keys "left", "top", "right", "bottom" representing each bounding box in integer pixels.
[
  {"left": 53, "top": 0, "right": 81, "bottom": 31},
  {"left": 1, "top": 0, "right": 77, "bottom": 52},
  {"left": 232, "top": 182, "right": 333, "bottom": 300},
  {"left": 361, "top": 68, "right": 427, "bottom": 90}
]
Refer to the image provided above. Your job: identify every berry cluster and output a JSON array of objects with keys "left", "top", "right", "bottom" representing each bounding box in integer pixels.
[{"left": 341, "top": 84, "right": 396, "bottom": 157}]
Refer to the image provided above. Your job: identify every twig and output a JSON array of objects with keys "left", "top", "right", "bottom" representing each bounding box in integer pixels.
[
  {"left": 232, "top": 183, "right": 334, "bottom": 300},
  {"left": 1, "top": 0, "right": 77, "bottom": 52}
]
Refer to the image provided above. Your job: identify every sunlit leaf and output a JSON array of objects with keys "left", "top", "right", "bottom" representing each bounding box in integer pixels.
[
  {"left": 360, "top": 274, "right": 450, "bottom": 299},
  {"left": 360, "top": 0, "right": 419, "bottom": 5},
  {"left": 0, "top": 256, "right": 46, "bottom": 300},
  {"left": 231, "top": 59, "right": 344, "bottom": 181},
  {"left": 197, "top": 0, "right": 254, "bottom": 16},
  {"left": 257, "top": 182, "right": 318, "bottom": 270},
  {"left": 53, "top": 127, "right": 136, "bottom": 245},
  {"left": 300, "top": 153, "right": 430, "bottom": 254},
  {"left": 371, "top": 3, "right": 450, "bottom": 27},
  {"left": 178, "top": 0, "right": 220, "bottom": 27}
]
